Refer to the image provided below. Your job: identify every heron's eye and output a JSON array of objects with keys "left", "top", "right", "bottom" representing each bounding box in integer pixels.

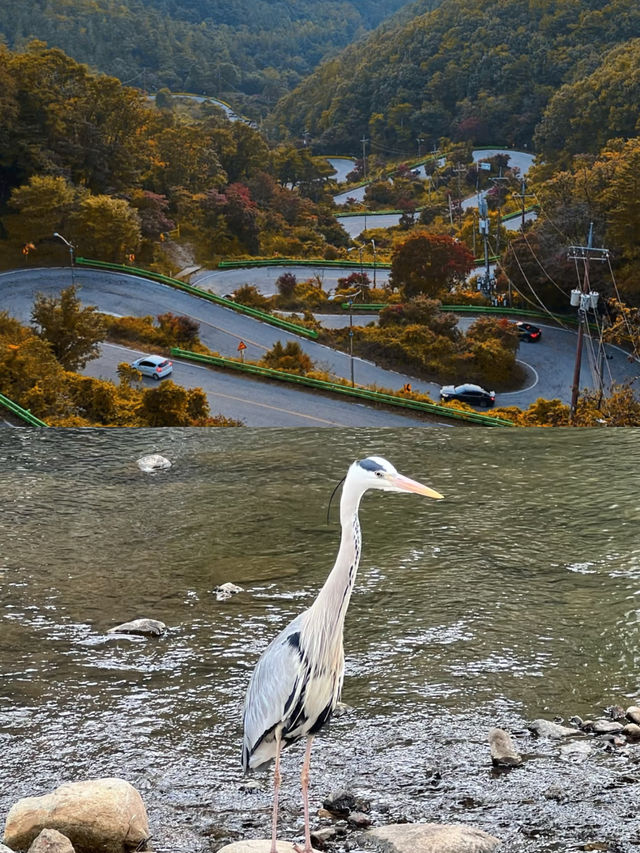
[{"left": 375, "top": 470, "right": 383, "bottom": 477}]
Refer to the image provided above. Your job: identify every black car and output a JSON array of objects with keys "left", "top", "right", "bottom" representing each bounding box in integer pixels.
[
  {"left": 439, "top": 383, "right": 496, "bottom": 408},
  {"left": 516, "top": 322, "right": 542, "bottom": 342}
]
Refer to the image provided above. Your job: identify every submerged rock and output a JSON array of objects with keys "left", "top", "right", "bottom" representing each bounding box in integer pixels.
[
  {"left": 364, "top": 823, "right": 500, "bottom": 853},
  {"left": 322, "top": 791, "right": 370, "bottom": 817},
  {"left": 107, "top": 618, "right": 166, "bottom": 637},
  {"left": 3, "top": 778, "right": 149, "bottom": 853},
  {"left": 559, "top": 739, "right": 592, "bottom": 760},
  {"left": 604, "top": 705, "right": 626, "bottom": 720},
  {"left": 488, "top": 727, "right": 522, "bottom": 767},
  {"left": 215, "top": 582, "right": 244, "bottom": 602},
  {"left": 27, "top": 828, "right": 75, "bottom": 853},
  {"left": 137, "top": 454, "right": 171, "bottom": 472},
  {"left": 528, "top": 719, "right": 579, "bottom": 738}
]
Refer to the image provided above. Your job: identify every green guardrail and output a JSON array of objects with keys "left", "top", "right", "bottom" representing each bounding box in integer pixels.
[
  {"left": 216, "top": 257, "right": 390, "bottom": 271},
  {"left": 170, "top": 348, "right": 515, "bottom": 428},
  {"left": 216, "top": 254, "right": 501, "bottom": 272},
  {"left": 0, "top": 393, "right": 49, "bottom": 427},
  {"left": 340, "top": 303, "right": 577, "bottom": 322},
  {"left": 75, "top": 258, "right": 319, "bottom": 340}
]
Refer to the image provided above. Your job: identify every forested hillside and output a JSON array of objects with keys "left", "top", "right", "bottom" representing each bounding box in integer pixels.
[
  {"left": 0, "top": 0, "right": 441, "bottom": 115},
  {"left": 271, "top": 0, "right": 640, "bottom": 154},
  {"left": 0, "top": 43, "right": 349, "bottom": 271}
]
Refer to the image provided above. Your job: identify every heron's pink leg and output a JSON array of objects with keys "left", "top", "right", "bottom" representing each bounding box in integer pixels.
[
  {"left": 293, "top": 735, "right": 315, "bottom": 853},
  {"left": 270, "top": 734, "right": 283, "bottom": 853}
]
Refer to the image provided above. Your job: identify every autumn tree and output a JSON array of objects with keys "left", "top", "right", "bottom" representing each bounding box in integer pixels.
[
  {"left": 31, "top": 285, "right": 105, "bottom": 370},
  {"left": 8, "top": 176, "right": 80, "bottom": 250},
  {"left": 69, "top": 195, "right": 141, "bottom": 262},
  {"left": 389, "top": 231, "right": 474, "bottom": 299}
]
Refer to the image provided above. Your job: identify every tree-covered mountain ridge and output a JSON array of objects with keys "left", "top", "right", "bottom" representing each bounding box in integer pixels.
[
  {"left": 271, "top": 0, "right": 640, "bottom": 156},
  {"left": 0, "top": 0, "right": 442, "bottom": 117}
]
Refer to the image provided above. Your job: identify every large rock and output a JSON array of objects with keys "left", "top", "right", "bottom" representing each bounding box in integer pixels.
[
  {"left": 364, "top": 823, "right": 500, "bottom": 853},
  {"left": 488, "top": 728, "right": 522, "bottom": 767},
  {"left": 137, "top": 454, "right": 171, "bottom": 472},
  {"left": 27, "top": 828, "right": 75, "bottom": 853},
  {"left": 626, "top": 706, "right": 640, "bottom": 725},
  {"left": 3, "top": 778, "right": 149, "bottom": 853},
  {"left": 107, "top": 619, "right": 166, "bottom": 637}
]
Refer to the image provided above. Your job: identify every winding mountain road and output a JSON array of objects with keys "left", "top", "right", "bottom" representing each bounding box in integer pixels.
[{"left": 3, "top": 267, "right": 637, "bottom": 424}]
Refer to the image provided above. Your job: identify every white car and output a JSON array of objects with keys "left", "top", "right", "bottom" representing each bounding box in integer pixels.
[{"left": 131, "top": 354, "right": 173, "bottom": 380}]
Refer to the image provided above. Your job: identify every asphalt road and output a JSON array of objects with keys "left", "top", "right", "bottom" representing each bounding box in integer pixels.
[
  {"left": 1, "top": 268, "right": 446, "bottom": 427},
  {"left": 3, "top": 267, "right": 637, "bottom": 419},
  {"left": 86, "top": 342, "right": 442, "bottom": 427}
]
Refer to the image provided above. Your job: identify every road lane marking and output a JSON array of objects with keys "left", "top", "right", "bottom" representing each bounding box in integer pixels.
[
  {"left": 500, "top": 360, "right": 540, "bottom": 395},
  {"left": 208, "top": 390, "right": 346, "bottom": 425}
]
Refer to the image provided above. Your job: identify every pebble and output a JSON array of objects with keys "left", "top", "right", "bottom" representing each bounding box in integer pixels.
[
  {"left": 310, "top": 827, "right": 336, "bottom": 849},
  {"left": 347, "top": 812, "right": 372, "bottom": 829}
]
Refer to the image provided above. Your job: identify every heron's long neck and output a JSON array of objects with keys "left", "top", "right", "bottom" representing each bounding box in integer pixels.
[{"left": 312, "top": 484, "right": 363, "bottom": 629}]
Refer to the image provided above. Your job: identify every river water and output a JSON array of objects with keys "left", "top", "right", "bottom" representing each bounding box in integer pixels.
[{"left": 1, "top": 428, "right": 639, "bottom": 852}]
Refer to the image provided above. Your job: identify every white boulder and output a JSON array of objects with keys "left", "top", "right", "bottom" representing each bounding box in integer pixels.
[{"left": 137, "top": 454, "right": 171, "bottom": 472}]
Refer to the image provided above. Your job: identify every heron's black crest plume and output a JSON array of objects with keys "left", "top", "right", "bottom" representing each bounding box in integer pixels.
[{"left": 326, "top": 475, "right": 346, "bottom": 524}]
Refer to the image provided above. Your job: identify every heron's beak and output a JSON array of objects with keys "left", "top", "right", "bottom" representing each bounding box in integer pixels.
[{"left": 391, "top": 473, "right": 444, "bottom": 500}]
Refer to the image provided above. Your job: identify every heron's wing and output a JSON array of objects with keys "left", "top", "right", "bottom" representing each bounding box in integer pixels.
[{"left": 242, "top": 612, "right": 307, "bottom": 770}]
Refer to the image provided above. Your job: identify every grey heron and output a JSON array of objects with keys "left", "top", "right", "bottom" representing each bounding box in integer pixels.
[{"left": 242, "top": 456, "right": 443, "bottom": 853}]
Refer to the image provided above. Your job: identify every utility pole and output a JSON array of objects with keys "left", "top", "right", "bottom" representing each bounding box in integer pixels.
[
  {"left": 370, "top": 238, "right": 377, "bottom": 287},
  {"left": 477, "top": 195, "right": 494, "bottom": 299},
  {"left": 346, "top": 288, "right": 362, "bottom": 387},
  {"left": 568, "top": 224, "right": 609, "bottom": 421},
  {"left": 513, "top": 178, "right": 534, "bottom": 231},
  {"left": 417, "top": 136, "right": 424, "bottom": 159},
  {"left": 454, "top": 162, "right": 466, "bottom": 218},
  {"left": 361, "top": 136, "right": 368, "bottom": 180},
  {"left": 490, "top": 168, "right": 508, "bottom": 255}
]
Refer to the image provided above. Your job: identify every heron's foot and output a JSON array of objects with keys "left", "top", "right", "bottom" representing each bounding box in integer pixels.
[{"left": 293, "top": 843, "right": 313, "bottom": 853}]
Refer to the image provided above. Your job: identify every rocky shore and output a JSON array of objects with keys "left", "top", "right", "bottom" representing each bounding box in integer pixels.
[{"left": 3, "top": 705, "right": 639, "bottom": 853}]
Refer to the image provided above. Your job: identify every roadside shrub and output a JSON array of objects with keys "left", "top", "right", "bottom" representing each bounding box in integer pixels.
[
  {"left": 231, "top": 284, "right": 272, "bottom": 310},
  {"left": 260, "top": 341, "right": 314, "bottom": 374}
]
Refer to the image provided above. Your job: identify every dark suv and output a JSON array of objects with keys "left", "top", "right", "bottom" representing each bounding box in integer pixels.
[{"left": 516, "top": 322, "right": 542, "bottom": 342}]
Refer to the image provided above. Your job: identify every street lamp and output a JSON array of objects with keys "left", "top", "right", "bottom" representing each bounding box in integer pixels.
[
  {"left": 347, "top": 244, "right": 364, "bottom": 276},
  {"left": 53, "top": 232, "right": 75, "bottom": 286},
  {"left": 345, "top": 288, "right": 362, "bottom": 388}
]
